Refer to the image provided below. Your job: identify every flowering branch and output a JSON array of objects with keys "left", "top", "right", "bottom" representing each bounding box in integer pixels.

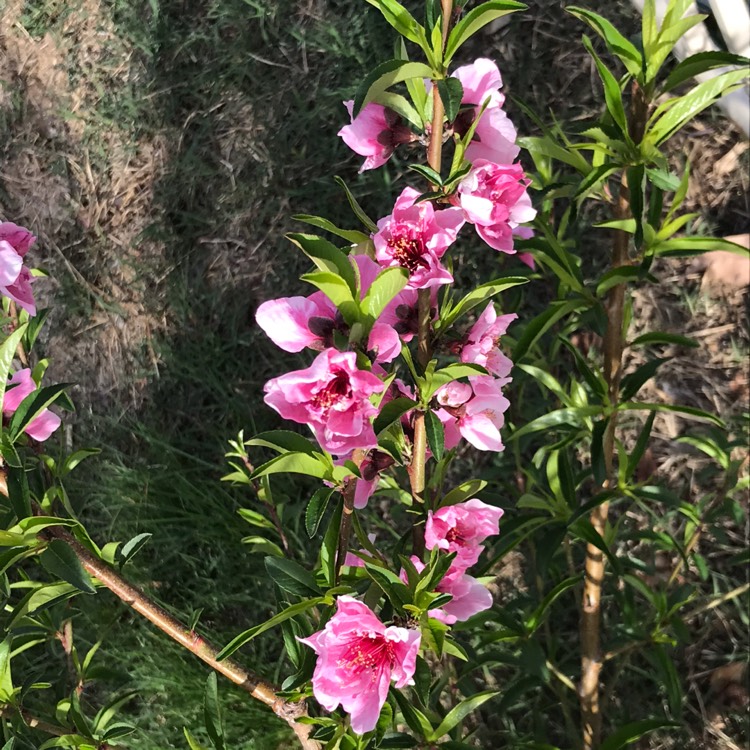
[{"left": 32, "top": 521, "right": 320, "bottom": 749}]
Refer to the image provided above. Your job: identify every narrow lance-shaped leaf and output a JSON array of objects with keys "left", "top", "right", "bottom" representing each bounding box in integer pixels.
[
  {"left": 648, "top": 68, "right": 750, "bottom": 145},
  {"left": 287, "top": 233, "right": 358, "bottom": 294},
  {"left": 581, "top": 35, "right": 630, "bottom": 139},
  {"left": 216, "top": 598, "right": 326, "bottom": 661},
  {"left": 444, "top": 1, "right": 526, "bottom": 63},
  {"left": 364, "top": 0, "right": 430, "bottom": 53},
  {"left": 40, "top": 539, "right": 96, "bottom": 594},
  {"left": 427, "top": 690, "right": 500, "bottom": 740},
  {"left": 354, "top": 60, "right": 435, "bottom": 117},
  {"left": 567, "top": 7, "right": 643, "bottom": 79},
  {"left": 334, "top": 176, "right": 378, "bottom": 233},
  {"left": 663, "top": 51, "right": 750, "bottom": 93}
]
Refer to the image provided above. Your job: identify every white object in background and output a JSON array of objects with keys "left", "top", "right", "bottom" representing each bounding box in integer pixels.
[{"left": 630, "top": 0, "right": 750, "bottom": 137}]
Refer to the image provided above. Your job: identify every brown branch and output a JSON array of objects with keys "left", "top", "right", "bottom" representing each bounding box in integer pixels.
[
  {"left": 0, "top": 706, "right": 69, "bottom": 737},
  {"left": 579, "top": 81, "right": 650, "bottom": 750},
  {"left": 35, "top": 523, "right": 320, "bottom": 750},
  {"left": 408, "top": 0, "right": 453, "bottom": 554}
]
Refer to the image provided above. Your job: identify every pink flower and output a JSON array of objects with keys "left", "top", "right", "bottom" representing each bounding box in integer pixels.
[
  {"left": 400, "top": 557, "right": 493, "bottom": 624},
  {"left": 453, "top": 58, "right": 505, "bottom": 109},
  {"left": 255, "top": 293, "right": 337, "bottom": 353},
  {"left": 425, "top": 499, "right": 504, "bottom": 570},
  {"left": 299, "top": 596, "right": 421, "bottom": 735},
  {"left": 263, "top": 349, "right": 384, "bottom": 455},
  {"left": 338, "top": 102, "right": 414, "bottom": 173},
  {"left": 2, "top": 369, "right": 61, "bottom": 441},
  {"left": 373, "top": 187, "right": 464, "bottom": 289},
  {"left": 458, "top": 160, "right": 536, "bottom": 254},
  {"left": 0, "top": 222, "right": 36, "bottom": 316},
  {"left": 255, "top": 255, "right": 404, "bottom": 364},
  {"left": 446, "top": 59, "right": 519, "bottom": 165},
  {"left": 459, "top": 303, "right": 517, "bottom": 378},
  {"left": 465, "top": 107, "right": 519, "bottom": 165},
  {"left": 435, "top": 375, "right": 510, "bottom": 452}
]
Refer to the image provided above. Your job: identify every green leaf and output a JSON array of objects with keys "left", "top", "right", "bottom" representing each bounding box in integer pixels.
[
  {"left": 512, "top": 406, "right": 602, "bottom": 440},
  {"left": 439, "top": 276, "right": 528, "bottom": 331},
  {"left": 6, "top": 464, "right": 31, "bottom": 520},
  {"left": 663, "top": 51, "right": 750, "bottom": 93},
  {"left": 354, "top": 60, "right": 435, "bottom": 117},
  {"left": 245, "top": 430, "right": 320, "bottom": 456},
  {"left": 300, "top": 271, "right": 360, "bottom": 324},
  {"left": 392, "top": 688, "right": 434, "bottom": 738},
  {"left": 525, "top": 576, "right": 580, "bottom": 634},
  {"left": 364, "top": 561, "right": 412, "bottom": 605},
  {"left": 437, "top": 78, "right": 463, "bottom": 122},
  {"left": 626, "top": 411, "right": 656, "bottom": 479},
  {"left": 361, "top": 268, "right": 408, "bottom": 323},
  {"left": 184, "top": 728, "right": 210, "bottom": 750},
  {"left": 117, "top": 532, "right": 152, "bottom": 567},
  {"left": 40, "top": 539, "right": 96, "bottom": 594},
  {"left": 376, "top": 91, "right": 424, "bottom": 130},
  {"left": 441, "top": 479, "right": 487, "bottom": 507},
  {"left": 0, "top": 324, "right": 27, "bottom": 410},
  {"left": 646, "top": 167, "right": 681, "bottom": 192},
  {"left": 424, "top": 410, "right": 444, "bottom": 461},
  {"left": 517, "top": 364, "right": 571, "bottom": 405},
  {"left": 619, "top": 401, "right": 723, "bottom": 427},
  {"left": 241, "top": 535, "right": 284, "bottom": 557},
  {"left": 654, "top": 235, "right": 750, "bottom": 258},
  {"left": 291, "top": 216, "right": 369, "bottom": 246},
  {"left": 601, "top": 719, "right": 680, "bottom": 750},
  {"left": 570, "top": 519, "right": 620, "bottom": 573},
  {"left": 305, "top": 488, "right": 335, "bottom": 538},
  {"left": 620, "top": 357, "right": 670, "bottom": 401},
  {"left": 265, "top": 557, "right": 322, "bottom": 598},
  {"left": 630, "top": 331, "right": 697, "bottom": 348},
  {"left": 364, "top": 0, "right": 429, "bottom": 51},
  {"left": 649, "top": 68, "right": 749, "bottom": 145},
  {"left": 204, "top": 673, "right": 225, "bottom": 750},
  {"left": 0, "top": 638, "right": 13, "bottom": 702},
  {"left": 517, "top": 135, "right": 591, "bottom": 174},
  {"left": 217, "top": 598, "right": 325, "bottom": 661},
  {"left": 374, "top": 397, "right": 418, "bottom": 435},
  {"left": 567, "top": 7, "right": 643, "bottom": 79},
  {"left": 513, "top": 299, "right": 587, "bottom": 362},
  {"left": 250, "top": 452, "right": 331, "bottom": 481},
  {"left": 444, "top": 1, "right": 526, "bottom": 63},
  {"left": 646, "top": 9, "right": 707, "bottom": 83},
  {"left": 582, "top": 35, "right": 629, "bottom": 138},
  {"left": 596, "top": 266, "right": 649, "bottom": 296},
  {"left": 575, "top": 163, "right": 621, "bottom": 201},
  {"left": 287, "top": 233, "right": 358, "bottom": 294},
  {"left": 409, "top": 164, "right": 443, "bottom": 185},
  {"left": 427, "top": 691, "right": 499, "bottom": 740},
  {"left": 334, "top": 176, "right": 378, "bottom": 233}
]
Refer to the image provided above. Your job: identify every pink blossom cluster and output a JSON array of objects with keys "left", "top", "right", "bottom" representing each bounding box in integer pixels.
[
  {"left": 0, "top": 222, "right": 37, "bottom": 316},
  {"left": 419, "top": 498, "right": 504, "bottom": 624},
  {"left": 339, "top": 59, "right": 536, "bottom": 265}
]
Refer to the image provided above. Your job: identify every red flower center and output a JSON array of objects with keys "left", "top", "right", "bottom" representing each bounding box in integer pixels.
[
  {"left": 311, "top": 371, "right": 351, "bottom": 414},
  {"left": 389, "top": 234, "right": 428, "bottom": 273},
  {"left": 339, "top": 634, "right": 396, "bottom": 677}
]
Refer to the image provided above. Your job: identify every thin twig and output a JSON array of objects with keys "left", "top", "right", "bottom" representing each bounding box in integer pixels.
[
  {"left": 579, "top": 80, "right": 649, "bottom": 750},
  {"left": 34, "top": 522, "right": 320, "bottom": 750},
  {"left": 0, "top": 706, "right": 69, "bottom": 737}
]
